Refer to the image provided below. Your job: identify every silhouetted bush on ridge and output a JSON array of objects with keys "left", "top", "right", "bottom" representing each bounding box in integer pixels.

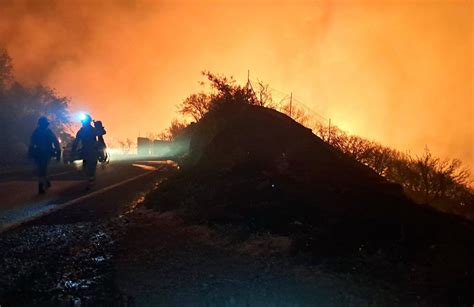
[{"left": 163, "top": 72, "right": 473, "bottom": 221}]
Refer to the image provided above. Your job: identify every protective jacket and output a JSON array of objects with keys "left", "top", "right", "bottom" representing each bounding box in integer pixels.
[
  {"left": 29, "top": 127, "right": 61, "bottom": 160},
  {"left": 73, "top": 125, "right": 99, "bottom": 158}
]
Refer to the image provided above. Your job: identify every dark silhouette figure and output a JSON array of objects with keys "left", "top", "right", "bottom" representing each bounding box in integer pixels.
[
  {"left": 28, "top": 116, "right": 61, "bottom": 194},
  {"left": 72, "top": 113, "right": 100, "bottom": 188},
  {"left": 94, "top": 120, "right": 108, "bottom": 163}
]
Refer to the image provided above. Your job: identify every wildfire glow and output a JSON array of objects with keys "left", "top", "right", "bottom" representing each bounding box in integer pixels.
[{"left": 0, "top": 0, "right": 472, "bottom": 169}]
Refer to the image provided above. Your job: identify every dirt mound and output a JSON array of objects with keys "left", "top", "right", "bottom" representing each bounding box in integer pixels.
[
  {"left": 148, "top": 102, "right": 474, "bottom": 261},
  {"left": 177, "top": 103, "right": 410, "bottom": 221},
  {"left": 143, "top": 102, "right": 474, "bottom": 304},
  {"left": 188, "top": 103, "right": 382, "bottom": 185}
]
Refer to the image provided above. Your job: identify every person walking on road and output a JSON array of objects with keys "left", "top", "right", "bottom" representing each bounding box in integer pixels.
[
  {"left": 72, "top": 113, "right": 100, "bottom": 189},
  {"left": 28, "top": 116, "right": 61, "bottom": 194}
]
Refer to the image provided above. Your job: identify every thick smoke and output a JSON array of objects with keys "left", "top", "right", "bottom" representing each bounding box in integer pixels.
[{"left": 0, "top": 0, "right": 472, "bottom": 169}]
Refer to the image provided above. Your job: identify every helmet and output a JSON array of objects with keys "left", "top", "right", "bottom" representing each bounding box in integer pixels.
[
  {"left": 79, "top": 113, "right": 92, "bottom": 124},
  {"left": 94, "top": 120, "right": 106, "bottom": 135},
  {"left": 38, "top": 116, "right": 49, "bottom": 127}
]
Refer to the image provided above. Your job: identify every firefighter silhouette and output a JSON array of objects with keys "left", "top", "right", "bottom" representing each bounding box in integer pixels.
[
  {"left": 28, "top": 116, "right": 61, "bottom": 194},
  {"left": 72, "top": 113, "right": 107, "bottom": 188}
]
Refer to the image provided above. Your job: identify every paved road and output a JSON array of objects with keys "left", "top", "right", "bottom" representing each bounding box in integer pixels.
[{"left": 0, "top": 158, "right": 176, "bottom": 233}]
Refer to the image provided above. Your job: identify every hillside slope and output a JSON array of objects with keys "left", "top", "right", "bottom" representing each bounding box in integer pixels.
[{"left": 146, "top": 102, "right": 474, "bottom": 303}]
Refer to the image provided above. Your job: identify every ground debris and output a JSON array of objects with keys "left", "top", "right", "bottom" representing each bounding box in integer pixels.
[{"left": 0, "top": 218, "right": 124, "bottom": 305}]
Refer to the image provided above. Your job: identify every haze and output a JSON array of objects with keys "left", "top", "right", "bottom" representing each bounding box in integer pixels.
[{"left": 0, "top": 0, "right": 472, "bottom": 169}]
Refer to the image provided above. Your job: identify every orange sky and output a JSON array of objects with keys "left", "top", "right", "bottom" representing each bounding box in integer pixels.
[{"left": 0, "top": 0, "right": 472, "bottom": 169}]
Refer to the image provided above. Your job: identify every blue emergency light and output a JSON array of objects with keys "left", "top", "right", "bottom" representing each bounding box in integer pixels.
[{"left": 78, "top": 112, "right": 92, "bottom": 124}]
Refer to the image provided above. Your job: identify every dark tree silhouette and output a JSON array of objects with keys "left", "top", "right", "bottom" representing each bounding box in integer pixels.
[
  {"left": 254, "top": 81, "right": 274, "bottom": 108},
  {"left": 0, "top": 49, "right": 72, "bottom": 166},
  {"left": 179, "top": 93, "right": 211, "bottom": 122},
  {"left": 159, "top": 119, "right": 188, "bottom": 141}
]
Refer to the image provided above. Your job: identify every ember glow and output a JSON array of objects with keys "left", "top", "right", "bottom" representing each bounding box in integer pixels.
[{"left": 0, "top": 0, "right": 472, "bottom": 168}]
